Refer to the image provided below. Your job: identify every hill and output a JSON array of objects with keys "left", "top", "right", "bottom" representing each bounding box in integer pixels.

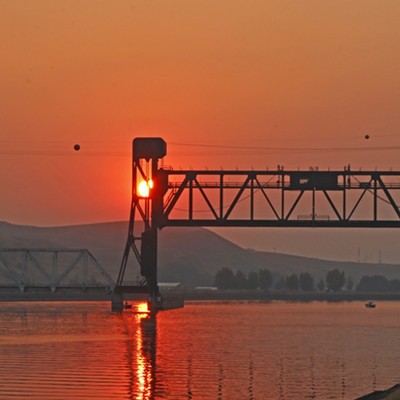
[{"left": 1, "top": 221, "right": 400, "bottom": 287}]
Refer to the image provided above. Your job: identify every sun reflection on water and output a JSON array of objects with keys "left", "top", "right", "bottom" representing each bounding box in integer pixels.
[
  {"left": 136, "top": 301, "right": 150, "bottom": 315},
  {"left": 133, "top": 302, "right": 156, "bottom": 400}
]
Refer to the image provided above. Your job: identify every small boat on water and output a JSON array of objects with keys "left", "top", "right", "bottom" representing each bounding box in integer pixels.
[
  {"left": 123, "top": 302, "right": 132, "bottom": 309},
  {"left": 365, "top": 301, "right": 376, "bottom": 308}
]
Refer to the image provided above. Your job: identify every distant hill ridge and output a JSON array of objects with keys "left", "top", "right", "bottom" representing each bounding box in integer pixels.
[{"left": 1, "top": 221, "right": 400, "bottom": 287}]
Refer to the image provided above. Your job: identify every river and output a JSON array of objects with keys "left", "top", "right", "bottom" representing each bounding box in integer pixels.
[{"left": 0, "top": 300, "right": 399, "bottom": 399}]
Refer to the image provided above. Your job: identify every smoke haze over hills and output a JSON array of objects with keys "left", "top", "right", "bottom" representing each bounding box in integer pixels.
[{"left": 1, "top": 221, "right": 400, "bottom": 287}]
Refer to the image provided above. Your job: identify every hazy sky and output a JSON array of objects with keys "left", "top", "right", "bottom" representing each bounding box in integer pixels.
[{"left": 1, "top": 0, "right": 400, "bottom": 259}]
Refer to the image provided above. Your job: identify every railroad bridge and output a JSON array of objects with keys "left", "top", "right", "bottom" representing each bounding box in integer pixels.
[
  {"left": 115, "top": 137, "right": 400, "bottom": 312},
  {"left": 0, "top": 249, "right": 115, "bottom": 301}
]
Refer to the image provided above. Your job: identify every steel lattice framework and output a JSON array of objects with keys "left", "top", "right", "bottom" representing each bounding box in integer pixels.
[
  {"left": 117, "top": 138, "right": 400, "bottom": 311},
  {"left": 160, "top": 169, "right": 400, "bottom": 228},
  {"left": 0, "top": 249, "right": 115, "bottom": 292}
]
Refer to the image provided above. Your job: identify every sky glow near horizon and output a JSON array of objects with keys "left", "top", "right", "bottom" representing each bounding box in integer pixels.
[{"left": 1, "top": 0, "right": 400, "bottom": 260}]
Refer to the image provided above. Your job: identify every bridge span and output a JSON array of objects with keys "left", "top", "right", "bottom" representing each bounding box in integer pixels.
[
  {"left": 0, "top": 249, "right": 116, "bottom": 301},
  {"left": 0, "top": 248, "right": 182, "bottom": 308},
  {"left": 115, "top": 138, "right": 400, "bottom": 312}
]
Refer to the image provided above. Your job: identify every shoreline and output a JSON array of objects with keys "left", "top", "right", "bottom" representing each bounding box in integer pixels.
[
  {"left": 357, "top": 384, "right": 400, "bottom": 400},
  {"left": 182, "top": 289, "right": 400, "bottom": 302},
  {"left": 1, "top": 289, "right": 400, "bottom": 303}
]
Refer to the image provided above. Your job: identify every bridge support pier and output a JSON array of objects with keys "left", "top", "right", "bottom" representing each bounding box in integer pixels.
[{"left": 147, "top": 292, "right": 163, "bottom": 314}]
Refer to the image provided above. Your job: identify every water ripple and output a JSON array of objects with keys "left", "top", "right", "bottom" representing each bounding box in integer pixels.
[{"left": 0, "top": 301, "right": 399, "bottom": 399}]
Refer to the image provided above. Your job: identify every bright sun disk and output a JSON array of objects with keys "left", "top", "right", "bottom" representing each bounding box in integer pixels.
[{"left": 137, "top": 180, "right": 153, "bottom": 197}]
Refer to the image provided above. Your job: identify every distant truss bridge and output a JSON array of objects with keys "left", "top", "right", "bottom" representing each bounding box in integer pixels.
[{"left": 0, "top": 249, "right": 116, "bottom": 300}]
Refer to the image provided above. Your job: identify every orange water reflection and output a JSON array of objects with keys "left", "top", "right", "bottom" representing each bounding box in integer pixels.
[
  {"left": 122, "top": 302, "right": 157, "bottom": 400},
  {"left": 135, "top": 305, "right": 155, "bottom": 400},
  {"left": 136, "top": 302, "right": 150, "bottom": 315},
  {"left": 2, "top": 302, "right": 400, "bottom": 399}
]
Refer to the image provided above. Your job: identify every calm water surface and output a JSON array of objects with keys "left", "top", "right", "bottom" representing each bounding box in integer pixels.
[{"left": 0, "top": 300, "right": 399, "bottom": 399}]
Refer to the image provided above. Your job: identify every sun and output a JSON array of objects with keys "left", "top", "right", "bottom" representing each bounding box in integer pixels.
[{"left": 137, "top": 180, "right": 153, "bottom": 197}]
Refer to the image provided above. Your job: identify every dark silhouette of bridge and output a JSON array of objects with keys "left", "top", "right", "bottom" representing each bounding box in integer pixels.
[
  {"left": 115, "top": 137, "right": 400, "bottom": 312},
  {"left": 3, "top": 138, "right": 400, "bottom": 311}
]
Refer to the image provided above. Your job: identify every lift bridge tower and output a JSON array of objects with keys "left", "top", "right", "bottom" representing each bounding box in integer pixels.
[{"left": 113, "top": 138, "right": 167, "bottom": 312}]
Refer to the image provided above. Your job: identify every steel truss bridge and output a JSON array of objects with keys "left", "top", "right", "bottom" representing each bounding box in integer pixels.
[
  {"left": 161, "top": 169, "right": 400, "bottom": 228},
  {"left": 116, "top": 138, "right": 400, "bottom": 311},
  {"left": 0, "top": 249, "right": 115, "bottom": 300}
]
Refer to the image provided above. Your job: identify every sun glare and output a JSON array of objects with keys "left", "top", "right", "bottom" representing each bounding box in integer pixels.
[{"left": 137, "top": 180, "right": 153, "bottom": 198}]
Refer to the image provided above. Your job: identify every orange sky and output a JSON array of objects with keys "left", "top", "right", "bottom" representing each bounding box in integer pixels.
[{"left": 1, "top": 0, "right": 400, "bottom": 229}]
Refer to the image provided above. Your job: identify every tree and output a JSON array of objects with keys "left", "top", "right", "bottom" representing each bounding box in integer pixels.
[
  {"left": 214, "top": 267, "right": 236, "bottom": 289},
  {"left": 274, "top": 277, "right": 287, "bottom": 290},
  {"left": 316, "top": 279, "right": 325, "bottom": 292},
  {"left": 246, "top": 271, "right": 259, "bottom": 290},
  {"left": 389, "top": 279, "right": 400, "bottom": 292},
  {"left": 326, "top": 269, "right": 345, "bottom": 292},
  {"left": 258, "top": 269, "right": 273, "bottom": 290},
  {"left": 345, "top": 276, "right": 354, "bottom": 291},
  {"left": 235, "top": 270, "right": 247, "bottom": 289},
  {"left": 286, "top": 273, "right": 299, "bottom": 291},
  {"left": 355, "top": 275, "right": 400, "bottom": 292},
  {"left": 299, "top": 272, "right": 314, "bottom": 291}
]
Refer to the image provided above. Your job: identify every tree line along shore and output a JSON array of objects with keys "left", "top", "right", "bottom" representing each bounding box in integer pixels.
[
  {"left": 183, "top": 290, "right": 400, "bottom": 301},
  {"left": 211, "top": 267, "right": 400, "bottom": 293},
  {"left": 171, "top": 267, "right": 400, "bottom": 301}
]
